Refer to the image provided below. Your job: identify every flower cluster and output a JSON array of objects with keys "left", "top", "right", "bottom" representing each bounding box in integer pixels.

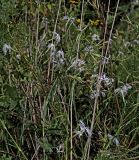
[
  {"left": 132, "top": 0, "right": 139, "bottom": 5},
  {"left": 89, "top": 19, "right": 103, "bottom": 27},
  {"left": 123, "top": 39, "right": 139, "bottom": 48},
  {"left": 63, "top": 16, "right": 75, "bottom": 24},
  {"left": 2, "top": 44, "right": 11, "bottom": 55},
  {"left": 53, "top": 32, "right": 61, "bottom": 44},
  {"left": 84, "top": 45, "right": 94, "bottom": 53},
  {"left": 48, "top": 41, "right": 65, "bottom": 67},
  {"left": 99, "top": 73, "right": 114, "bottom": 87},
  {"left": 47, "top": 31, "right": 65, "bottom": 67},
  {"left": 89, "top": 90, "right": 106, "bottom": 99},
  {"left": 114, "top": 84, "right": 132, "bottom": 96},
  {"left": 75, "top": 120, "right": 92, "bottom": 138},
  {"left": 56, "top": 143, "right": 64, "bottom": 153},
  {"left": 101, "top": 55, "right": 111, "bottom": 64},
  {"left": 92, "top": 34, "right": 100, "bottom": 41},
  {"left": 48, "top": 43, "right": 56, "bottom": 53},
  {"left": 107, "top": 133, "right": 120, "bottom": 147},
  {"left": 68, "top": 58, "right": 85, "bottom": 72}
]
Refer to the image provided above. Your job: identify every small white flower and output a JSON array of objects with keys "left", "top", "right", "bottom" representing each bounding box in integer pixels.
[
  {"left": 85, "top": 127, "right": 92, "bottom": 137},
  {"left": 124, "top": 41, "right": 131, "bottom": 47},
  {"left": 63, "top": 16, "right": 69, "bottom": 20},
  {"left": 51, "top": 50, "right": 65, "bottom": 67},
  {"left": 101, "top": 91, "right": 106, "bottom": 97},
  {"left": 70, "top": 17, "right": 76, "bottom": 24},
  {"left": 75, "top": 120, "right": 92, "bottom": 138},
  {"left": 113, "top": 137, "right": 120, "bottom": 146},
  {"left": 132, "top": 0, "right": 139, "bottom": 5},
  {"left": 41, "top": 17, "right": 48, "bottom": 31},
  {"left": 92, "top": 34, "right": 100, "bottom": 41},
  {"left": 101, "top": 56, "right": 110, "bottom": 64},
  {"left": 76, "top": 131, "right": 83, "bottom": 137},
  {"left": 133, "top": 39, "right": 139, "bottom": 45},
  {"left": 90, "top": 90, "right": 106, "bottom": 99},
  {"left": 35, "top": 0, "right": 40, "bottom": 4},
  {"left": 78, "top": 67, "right": 84, "bottom": 72},
  {"left": 16, "top": 54, "right": 21, "bottom": 60},
  {"left": 69, "top": 58, "right": 85, "bottom": 72},
  {"left": 52, "top": 50, "right": 64, "bottom": 60},
  {"left": 108, "top": 38, "right": 113, "bottom": 44},
  {"left": 91, "top": 67, "right": 98, "bottom": 78},
  {"left": 2, "top": 44, "right": 11, "bottom": 55},
  {"left": 90, "top": 90, "right": 100, "bottom": 99},
  {"left": 53, "top": 32, "right": 60, "bottom": 44},
  {"left": 91, "top": 74, "right": 98, "bottom": 78},
  {"left": 115, "top": 84, "right": 132, "bottom": 96},
  {"left": 118, "top": 51, "right": 124, "bottom": 55},
  {"left": 100, "top": 73, "right": 114, "bottom": 86},
  {"left": 107, "top": 133, "right": 113, "bottom": 140},
  {"left": 56, "top": 144, "right": 64, "bottom": 153},
  {"left": 56, "top": 50, "right": 64, "bottom": 59},
  {"left": 84, "top": 45, "right": 94, "bottom": 53},
  {"left": 59, "top": 58, "right": 65, "bottom": 64},
  {"left": 107, "top": 134, "right": 120, "bottom": 147},
  {"left": 63, "top": 16, "right": 75, "bottom": 24},
  {"left": 52, "top": 58, "right": 65, "bottom": 67},
  {"left": 48, "top": 43, "right": 56, "bottom": 53},
  {"left": 79, "top": 120, "right": 86, "bottom": 133}
]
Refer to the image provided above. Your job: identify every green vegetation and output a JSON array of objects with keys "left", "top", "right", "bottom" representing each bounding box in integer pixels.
[{"left": 0, "top": 0, "right": 139, "bottom": 159}]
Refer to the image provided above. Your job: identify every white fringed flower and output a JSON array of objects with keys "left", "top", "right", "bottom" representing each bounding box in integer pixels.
[
  {"left": 132, "top": 0, "right": 139, "bottom": 5},
  {"left": 16, "top": 54, "right": 21, "bottom": 60},
  {"left": 84, "top": 45, "right": 94, "bottom": 53},
  {"left": 114, "top": 84, "right": 132, "bottom": 96},
  {"left": 90, "top": 90, "right": 106, "bottom": 99},
  {"left": 2, "top": 44, "right": 11, "bottom": 55},
  {"left": 63, "top": 16, "right": 75, "bottom": 24},
  {"left": 56, "top": 144, "right": 64, "bottom": 153},
  {"left": 51, "top": 50, "right": 65, "bottom": 67},
  {"left": 92, "top": 34, "right": 100, "bottom": 41},
  {"left": 53, "top": 32, "right": 60, "bottom": 44},
  {"left": 48, "top": 43, "right": 56, "bottom": 52},
  {"left": 56, "top": 50, "right": 64, "bottom": 59},
  {"left": 108, "top": 134, "right": 120, "bottom": 147},
  {"left": 100, "top": 73, "right": 114, "bottom": 87},
  {"left": 75, "top": 120, "right": 92, "bottom": 138},
  {"left": 69, "top": 58, "right": 85, "bottom": 72},
  {"left": 101, "top": 55, "right": 111, "bottom": 64}
]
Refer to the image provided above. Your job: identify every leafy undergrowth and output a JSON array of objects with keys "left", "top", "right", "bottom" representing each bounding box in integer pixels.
[{"left": 0, "top": 0, "right": 139, "bottom": 160}]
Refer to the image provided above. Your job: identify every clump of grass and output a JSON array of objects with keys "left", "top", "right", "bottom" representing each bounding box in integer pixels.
[{"left": 0, "top": 0, "right": 139, "bottom": 160}]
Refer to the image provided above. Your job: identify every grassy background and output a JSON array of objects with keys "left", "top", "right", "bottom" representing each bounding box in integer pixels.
[{"left": 0, "top": 0, "right": 139, "bottom": 159}]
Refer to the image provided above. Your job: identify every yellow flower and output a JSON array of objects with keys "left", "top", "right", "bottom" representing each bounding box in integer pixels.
[
  {"left": 76, "top": 18, "right": 81, "bottom": 24},
  {"left": 89, "top": 19, "right": 103, "bottom": 27},
  {"left": 70, "top": 0, "right": 79, "bottom": 5}
]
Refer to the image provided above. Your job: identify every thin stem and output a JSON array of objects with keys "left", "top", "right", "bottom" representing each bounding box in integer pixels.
[
  {"left": 47, "top": 0, "right": 62, "bottom": 82},
  {"left": 76, "top": 0, "right": 85, "bottom": 59},
  {"left": 70, "top": 81, "right": 76, "bottom": 160},
  {"left": 84, "top": 0, "right": 120, "bottom": 159},
  {"left": 1, "top": 120, "right": 28, "bottom": 160},
  {"left": 35, "top": 2, "right": 40, "bottom": 65},
  {"left": 102, "top": 0, "right": 111, "bottom": 56}
]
